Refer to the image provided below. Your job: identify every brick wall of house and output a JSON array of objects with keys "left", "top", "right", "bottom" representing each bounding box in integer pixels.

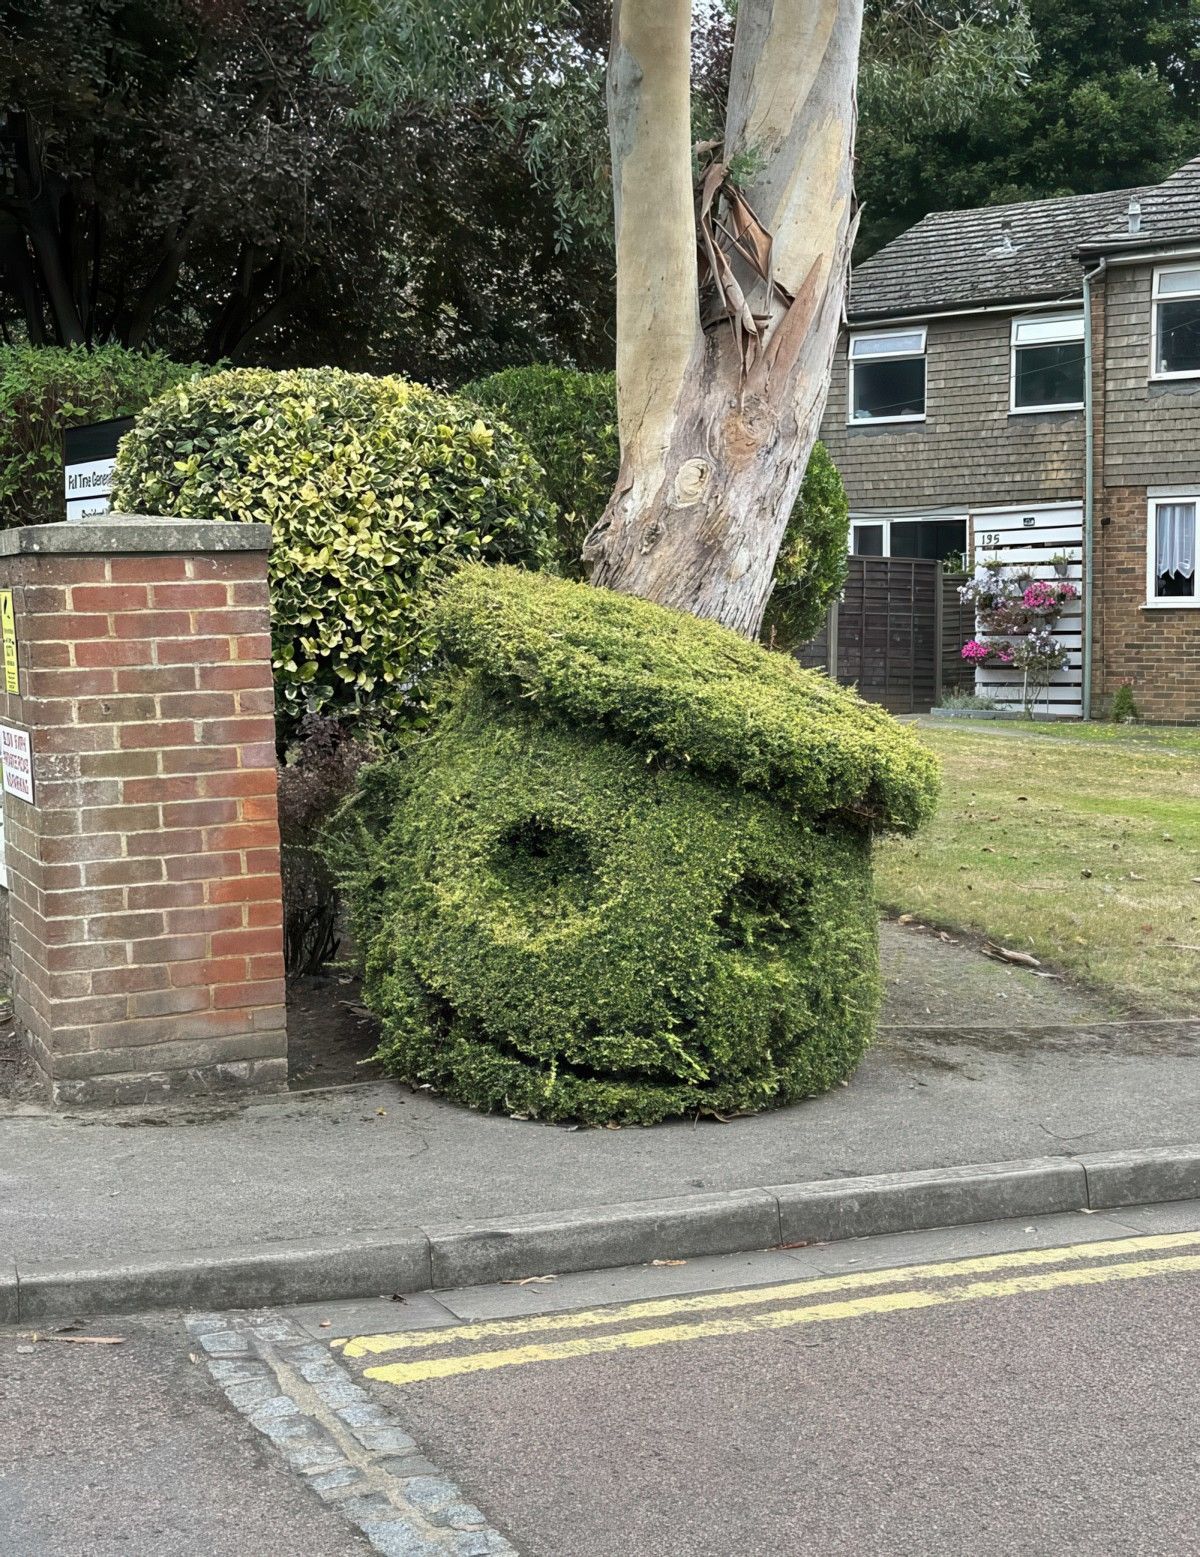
[
  {"left": 1093, "top": 484, "right": 1200, "bottom": 721},
  {"left": 0, "top": 518, "right": 287, "bottom": 1105}
]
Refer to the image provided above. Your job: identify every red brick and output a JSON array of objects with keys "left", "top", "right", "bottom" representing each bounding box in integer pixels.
[
  {"left": 211, "top": 927, "right": 283, "bottom": 957},
  {"left": 164, "top": 850, "right": 242, "bottom": 882},
  {"left": 158, "top": 691, "right": 237, "bottom": 720},
  {"left": 156, "top": 636, "right": 231, "bottom": 665},
  {"left": 246, "top": 901, "right": 284, "bottom": 929},
  {"left": 160, "top": 745, "right": 239, "bottom": 775},
  {"left": 166, "top": 904, "right": 246, "bottom": 935},
  {"left": 117, "top": 666, "right": 199, "bottom": 694},
  {"left": 91, "top": 965, "right": 172, "bottom": 996},
  {"left": 202, "top": 769, "right": 276, "bottom": 799},
  {"left": 109, "top": 556, "right": 191, "bottom": 583},
  {"left": 71, "top": 584, "right": 149, "bottom": 612},
  {"left": 23, "top": 613, "right": 110, "bottom": 641},
  {"left": 162, "top": 798, "right": 239, "bottom": 829},
  {"left": 193, "top": 608, "right": 268, "bottom": 636},
  {"left": 75, "top": 639, "right": 153, "bottom": 668},
  {"left": 25, "top": 668, "right": 117, "bottom": 698},
  {"left": 32, "top": 557, "right": 109, "bottom": 584},
  {"left": 204, "top": 822, "right": 279, "bottom": 852},
  {"left": 119, "top": 721, "right": 196, "bottom": 750},
  {"left": 152, "top": 582, "right": 229, "bottom": 609},
  {"left": 84, "top": 858, "right": 165, "bottom": 888},
  {"left": 228, "top": 581, "right": 270, "bottom": 606},
  {"left": 170, "top": 957, "right": 248, "bottom": 988},
  {"left": 208, "top": 874, "right": 278, "bottom": 905},
  {"left": 123, "top": 775, "right": 202, "bottom": 804},
  {"left": 241, "top": 794, "right": 279, "bottom": 822},
  {"left": 87, "top": 910, "right": 165, "bottom": 941},
  {"left": 214, "top": 978, "right": 284, "bottom": 1010},
  {"left": 130, "top": 987, "right": 213, "bottom": 1019},
  {"left": 113, "top": 610, "right": 192, "bottom": 639},
  {"left": 80, "top": 749, "right": 159, "bottom": 779},
  {"left": 204, "top": 664, "right": 270, "bottom": 691},
  {"left": 127, "top": 933, "right": 208, "bottom": 964},
  {"left": 197, "top": 717, "right": 275, "bottom": 747},
  {"left": 126, "top": 880, "right": 205, "bottom": 911},
  {"left": 82, "top": 804, "right": 163, "bottom": 833},
  {"left": 126, "top": 828, "right": 205, "bottom": 860}
]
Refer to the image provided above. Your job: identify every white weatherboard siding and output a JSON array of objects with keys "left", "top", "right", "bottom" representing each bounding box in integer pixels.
[{"left": 970, "top": 504, "right": 1084, "bottom": 717}]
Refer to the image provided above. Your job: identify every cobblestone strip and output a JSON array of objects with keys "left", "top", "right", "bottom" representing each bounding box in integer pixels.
[{"left": 187, "top": 1311, "right": 518, "bottom": 1557}]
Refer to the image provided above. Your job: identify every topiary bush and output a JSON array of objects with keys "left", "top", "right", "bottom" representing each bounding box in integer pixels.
[
  {"left": 464, "top": 364, "right": 849, "bottom": 632},
  {"left": 335, "top": 564, "right": 939, "bottom": 1126},
  {"left": 0, "top": 345, "right": 204, "bottom": 529},
  {"left": 111, "top": 366, "right": 555, "bottom": 733}
]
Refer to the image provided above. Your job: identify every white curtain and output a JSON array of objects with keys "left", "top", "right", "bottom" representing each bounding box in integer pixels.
[{"left": 1156, "top": 503, "right": 1197, "bottom": 579}]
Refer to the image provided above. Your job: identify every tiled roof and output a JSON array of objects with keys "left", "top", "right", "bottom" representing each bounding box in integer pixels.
[
  {"left": 849, "top": 156, "right": 1200, "bottom": 322},
  {"left": 1078, "top": 155, "right": 1200, "bottom": 253}
]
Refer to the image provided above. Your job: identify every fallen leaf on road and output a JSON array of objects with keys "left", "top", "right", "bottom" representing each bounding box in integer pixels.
[
  {"left": 897, "top": 913, "right": 916, "bottom": 924},
  {"left": 318, "top": 1320, "right": 332, "bottom": 1329},
  {"left": 500, "top": 1275, "right": 558, "bottom": 1286}
]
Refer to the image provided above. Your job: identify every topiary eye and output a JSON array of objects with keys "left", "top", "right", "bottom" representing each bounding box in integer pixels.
[
  {"left": 491, "top": 818, "right": 597, "bottom": 908},
  {"left": 715, "top": 874, "right": 799, "bottom": 952}
]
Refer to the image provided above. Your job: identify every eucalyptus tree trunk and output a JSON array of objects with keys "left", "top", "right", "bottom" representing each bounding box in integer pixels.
[{"left": 583, "top": 0, "right": 863, "bottom": 637}]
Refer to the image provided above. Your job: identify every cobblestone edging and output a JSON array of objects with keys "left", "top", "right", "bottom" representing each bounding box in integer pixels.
[{"left": 187, "top": 1311, "right": 517, "bottom": 1557}]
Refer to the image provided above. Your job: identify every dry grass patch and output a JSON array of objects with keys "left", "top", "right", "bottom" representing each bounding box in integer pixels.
[{"left": 876, "top": 722, "right": 1200, "bottom": 1015}]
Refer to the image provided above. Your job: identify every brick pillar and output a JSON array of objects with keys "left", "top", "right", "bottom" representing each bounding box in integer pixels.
[{"left": 0, "top": 516, "right": 286, "bottom": 1106}]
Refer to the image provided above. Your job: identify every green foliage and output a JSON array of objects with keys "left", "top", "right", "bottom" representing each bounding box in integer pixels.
[
  {"left": 334, "top": 565, "right": 940, "bottom": 1125},
  {"left": 857, "top": 0, "right": 1200, "bottom": 257},
  {"left": 465, "top": 365, "right": 850, "bottom": 631},
  {"left": 432, "top": 565, "right": 940, "bottom": 832},
  {"left": 464, "top": 366, "right": 618, "bottom": 578},
  {"left": 110, "top": 367, "right": 555, "bottom": 731},
  {"left": 0, "top": 346, "right": 203, "bottom": 530},
  {"left": 763, "top": 441, "right": 851, "bottom": 649},
  {"left": 1110, "top": 682, "right": 1139, "bottom": 723}
]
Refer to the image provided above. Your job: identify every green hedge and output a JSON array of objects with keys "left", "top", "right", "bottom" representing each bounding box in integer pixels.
[
  {"left": 0, "top": 345, "right": 203, "bottom": 529},
  {"left": 111, "top": 366, "right": 555, "bottom": 732},
  {"left": 465, "top": 366, "right": 618, "bottom": 579},
  {"left": 465, "top": 364, "right": 849, "bottom": 635},
  {"left": 336, "top": 565, "right": 939, "bottom": 1126}
]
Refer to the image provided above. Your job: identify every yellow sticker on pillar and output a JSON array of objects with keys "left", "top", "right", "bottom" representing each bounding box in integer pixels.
[{"left": 1, "top": 589, "right": 17, "bottom": 695}]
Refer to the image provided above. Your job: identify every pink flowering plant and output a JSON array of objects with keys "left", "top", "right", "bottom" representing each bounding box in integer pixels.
[{"left": 960, "top": 560, "right": 1075, "bottom": 710}]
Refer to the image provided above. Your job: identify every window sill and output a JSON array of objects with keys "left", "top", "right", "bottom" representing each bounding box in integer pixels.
[
  {"left": 1008, "top": 404, "right": 1084, "bottom": 416},
  {"left": 1141, "top": 598, "right": 1200, "bottom": 610},
  {"left": 846, "top": 416, "right": 927, "bottom": 428},
  {"left": 1149, "top": 371, "right": 1200, "bottom": 383}
]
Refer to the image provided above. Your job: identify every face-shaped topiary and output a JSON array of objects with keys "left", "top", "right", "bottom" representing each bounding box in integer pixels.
[{"left": 343, "top": 566, "right": 939, "bottom": 1126}]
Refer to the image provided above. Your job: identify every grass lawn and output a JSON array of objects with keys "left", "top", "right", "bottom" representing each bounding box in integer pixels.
[{"left": 876, "top": 720, "right": 1200, "bottom": 1016}]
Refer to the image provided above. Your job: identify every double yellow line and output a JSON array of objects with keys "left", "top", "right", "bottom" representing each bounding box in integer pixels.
[{"left": 340, "top": 1229, "right": 1200, "bottom": 1388}]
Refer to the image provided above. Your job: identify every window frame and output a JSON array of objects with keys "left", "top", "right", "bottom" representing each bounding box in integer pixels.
[
  {"left": 1008, "top": 311, "right": 1086, "bottom": 414},
  {"left": 1144, "top": 491, "right": 1200, "bottom": 608},
  {"left": 847, "top": 327, "right": 927, "bottom": 426},
  {"left": 1150, "top": 264, "right": 1200, "bottom": 381}
]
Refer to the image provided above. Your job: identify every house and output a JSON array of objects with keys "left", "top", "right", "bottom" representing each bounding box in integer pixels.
[{"left": 819, "top": 155, "right": 1200, "bottom": 721}]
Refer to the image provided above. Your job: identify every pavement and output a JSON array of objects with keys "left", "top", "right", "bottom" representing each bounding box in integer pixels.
[
  {"left": 5, "top": 1199, "right": 1200, "bottom": 1556},
  {"left": 1, "top": 923, "right": 1197, "bottom": 1317}
]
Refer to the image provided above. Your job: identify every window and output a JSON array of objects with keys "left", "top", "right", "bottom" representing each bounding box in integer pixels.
[
  {"left": 1147, "top": 497, "right": 1197, "bottom": 603},
  {"left": 1010, "top": 313, "right": 1085, "bottom": 411},
  {"left": 849, "top": 329, "right": 926, "bottom": 422},
  {"left": 849, "top": 517, "right": 966, "bottom": 563},
  {"left": 1152, "top": 266, "right": 1200, "bottom": 378}
]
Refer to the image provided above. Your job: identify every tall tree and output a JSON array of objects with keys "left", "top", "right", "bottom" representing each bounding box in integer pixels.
[{"left": 581, "top": 0, "right": 863, "bottom": 634}]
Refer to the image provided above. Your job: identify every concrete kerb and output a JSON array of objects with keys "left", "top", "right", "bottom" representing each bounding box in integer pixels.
[{"left": 5, "top": 1144, "right": 1200, "bottom": 1325}]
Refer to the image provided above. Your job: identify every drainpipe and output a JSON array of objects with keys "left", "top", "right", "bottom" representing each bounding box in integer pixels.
[{"left": 1082, "top": 258, "right": 1106, "bottom": 721}]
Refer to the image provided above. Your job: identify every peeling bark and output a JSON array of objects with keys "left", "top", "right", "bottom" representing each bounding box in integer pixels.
[{"left": 584, "top": 0, "right": 863, "bottom": 638}]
